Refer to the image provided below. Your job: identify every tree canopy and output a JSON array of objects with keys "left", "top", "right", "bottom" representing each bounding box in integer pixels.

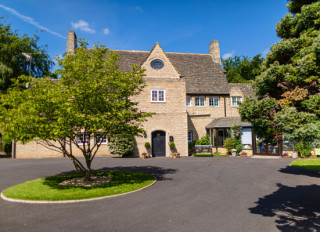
[
  {"left": 0, "top": 17, "right": 53, "bottom": 93},
  {"left": 222, "top": 54, "right": 264, "bottom": 83},
  {"left": 239, "top": 0, "right": 320, "bottom": 153},
  {"left": 0, "top": 40, "right": 152, "bottom": 180}
]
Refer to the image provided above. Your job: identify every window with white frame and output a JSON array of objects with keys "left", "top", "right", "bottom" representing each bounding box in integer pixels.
[
  {"left": 209, "top": 97, "right": 219, "bottom": 107},
  {"left": 195, "top": 96, "right": 205, "bottom": 107},
  {"left": 186, "top": 96, "right": 191, "bottom": 107},
  {"left": 151, "top": 89, "right": 165, "bottom": 102},
  {"left": 231, "top": 96, "right": 242, "bottom": 107},
  {"left": 94, "top": 133, "right": 108, "bottom": 145},
  {"left": 188, "top": 131, "right": 193, "bottom": 142},
  {"left": 77, "top": 133, "right": 90, "bottom": 145}
]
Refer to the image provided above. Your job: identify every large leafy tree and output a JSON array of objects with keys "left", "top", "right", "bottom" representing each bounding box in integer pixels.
[
  {"left": 0, "top": 40, "right": 152, "bottom": 180},
  {"left": 240, "top": 0, "right": 320, "bottom": 153},
  {"left": 222, "top": 54, "right": 264, "bottom": 83},
  {"left": 0, "top": 17, "right": 53, "bottom": 93}
]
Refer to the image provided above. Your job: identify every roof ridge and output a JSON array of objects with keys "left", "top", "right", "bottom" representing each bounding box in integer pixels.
[
  {"left": 166, "top": 52, "right": 210, "bottom": 56},
  {"left": 112, "top": 50, "right": 149, "bottom": 53},
  {"left": 111, "top": 49, "right": 211, "bottom": 56}
]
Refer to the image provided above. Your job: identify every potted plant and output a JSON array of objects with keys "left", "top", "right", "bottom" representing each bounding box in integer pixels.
[
  {"left": 169, "top": 142, "right": 176, "bottom": 158},
  {"left": 173, "top": 153, "right": 180, "bottom": 158},
  {"left": 282, "top": 152, "right": 291, "bottom": 158},
  {"left": 240, "top": 151, "right": 247, "bottom": 157},
  {"left": 144, "top": 142, "right": 151, "bottom": 157},
  {"left": 231, "top": 149, "right": 237, "bottom": 157},
  {"left": 141, "top": 152, "right": 148, "bottom": 159}
]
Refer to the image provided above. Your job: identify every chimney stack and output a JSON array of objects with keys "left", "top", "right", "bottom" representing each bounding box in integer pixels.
[
  {"left": 209, "top": 40, "right": 221, "bottom": 65},
  {"left": 66, "top": 31, "right": 77, "bottom": 54}
]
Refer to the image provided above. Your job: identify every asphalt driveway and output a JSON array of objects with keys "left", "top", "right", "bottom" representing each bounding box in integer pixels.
[{"left": 1, "top": 157, "right": 320, "bottom": 232}]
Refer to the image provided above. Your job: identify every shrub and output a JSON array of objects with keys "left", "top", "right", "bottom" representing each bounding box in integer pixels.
[
  {"left": 2, "top": 133, "right": 12, "bottom": 155},
  {"left": 223, "top": 137, "right": 235, "bottom": 154},
  {"left": 195, "top": 135, "right": 210, "bottom": 145},
  {"left": 169, "top": 142, "right": 176, "bottom": 150},
  {"left": 144, "top": 142, "right": 151, "bottom": 149},
  {"left": 108, "top": 135, "right": 134, "bottom": 156},
  {"left": 296, "top": 141, "right": 312, "bottom": 157},
  {"left": 188, "top": 141, "right": 196, "bottom": 150}
]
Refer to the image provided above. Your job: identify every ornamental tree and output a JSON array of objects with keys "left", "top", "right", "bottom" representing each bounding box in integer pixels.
[
  {"left": 0, "top": 40, "right": 152, "bottom": 180},
  {"left": 239, "top": 0, "right": 320, "bottom": 152}
]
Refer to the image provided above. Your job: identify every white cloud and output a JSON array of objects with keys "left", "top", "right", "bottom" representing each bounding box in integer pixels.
[
  {"left": 103, "top": 28, "right": 110, "bottom": 35},
  {"left": 71, "top": 20, "right": 96, "bottom": 33},
  {"left": 0, "top": 4, "right": 66, "bottom": 39},
  {"left": 222, "top": 50, "right": 236, "bottom": 59}
]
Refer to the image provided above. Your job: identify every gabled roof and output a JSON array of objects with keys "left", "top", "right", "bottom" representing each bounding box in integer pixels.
[
  {"left": 113, "top": 50, "right": 230, "bottom": 95},
  {"left": 206, "top": 117, "right": 252, "bottom": 129}
]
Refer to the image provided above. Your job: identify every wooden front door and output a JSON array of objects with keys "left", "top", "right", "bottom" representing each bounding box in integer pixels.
[{"left": 152, "top": 131, "right": 166, "bottom": 157}]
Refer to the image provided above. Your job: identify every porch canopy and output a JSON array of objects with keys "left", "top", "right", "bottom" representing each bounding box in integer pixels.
[
  {"left": 206, "top": 117, "right": 252, "bottom": 129},
  {"left": 206, "top": 117, "right": 252, "bottom": 147}
]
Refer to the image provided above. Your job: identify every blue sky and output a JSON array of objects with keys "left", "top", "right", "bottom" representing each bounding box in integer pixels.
[{"left": 0, "top": 0, "right": 288, "bottom": 71}]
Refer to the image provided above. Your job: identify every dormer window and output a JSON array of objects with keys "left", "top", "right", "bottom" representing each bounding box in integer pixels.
[{"left": 150, "top": 59, "right": 164, "bottom": 70}]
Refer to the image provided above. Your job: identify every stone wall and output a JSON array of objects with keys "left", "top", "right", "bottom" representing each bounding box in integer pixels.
[
  {"left": 16, "top": 139, "right": 111, "bottom": 159},
  {"left": 133, "top": 77, "right": 188, "bottom": 157}
]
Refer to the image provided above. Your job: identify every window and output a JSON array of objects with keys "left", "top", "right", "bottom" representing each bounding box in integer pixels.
[
  {"left": 188, "top": 131, "right": 193, "bottom": 142},
  {"left": 95, "top": 133, "right": 108, "bottom": 145},
  {"left": 195, "top": 97, "right": 205, "bottom": 107},
  {"left": 186, "top": 96, "right": 191, "bottom": 107},
  {"left": 151, "top": 90, "right": 165, "bottom": 102},
  {"left": 150, "top": 59, "right": 164, "bottom": 70},
  {"left": 209, "top": 97, "right": 219, "bottom": 107},
  {"left": 231, "top": 96, "right": 242, "bottom": 107},
  {"left": 77, "top": 133, "right": 90, "bottom": 145}
]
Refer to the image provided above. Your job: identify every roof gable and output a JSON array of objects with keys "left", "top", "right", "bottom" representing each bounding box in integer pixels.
[
  {"left": 113, "top": 49, "right": 230, "bottom": 95},
  {"left": 141, "top": 43, "right": 180, "bottom": 79}
]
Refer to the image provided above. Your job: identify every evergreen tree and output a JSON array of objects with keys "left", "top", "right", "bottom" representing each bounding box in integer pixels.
[{"left": 239, "top": 0, "right": 320, "bottom": 154}]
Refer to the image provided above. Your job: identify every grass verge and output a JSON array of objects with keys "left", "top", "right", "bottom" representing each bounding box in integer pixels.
[
  {"left": 2, "top": 171, "right": 155, "bottom": 201},
  {"left": 290, "top": 159, "right": 320, "bottom": 172}
]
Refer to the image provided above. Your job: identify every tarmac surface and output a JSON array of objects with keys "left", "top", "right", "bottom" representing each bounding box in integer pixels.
[{"left": 1, "top": 156, "right": 320, "bottom": 232}]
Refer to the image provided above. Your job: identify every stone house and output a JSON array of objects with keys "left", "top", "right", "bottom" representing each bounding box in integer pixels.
[{"left": 15, "top": 31, "right": 258, "bottom": 158}]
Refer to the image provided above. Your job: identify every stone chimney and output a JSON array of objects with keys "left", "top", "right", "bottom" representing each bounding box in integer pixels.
[
  {"left": 66, "top": 31, "right": 77, "bottom": 54},
  {"left": 209, "top": 40, "right": 221, "bottom": 65}
]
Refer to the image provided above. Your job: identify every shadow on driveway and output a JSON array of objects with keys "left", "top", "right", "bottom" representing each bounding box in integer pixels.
[{"left": 249, "top": 183, "right": 320, "bottom": 232}]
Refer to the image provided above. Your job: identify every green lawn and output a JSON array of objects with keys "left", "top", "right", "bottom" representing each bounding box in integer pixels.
[
  {"left": 290, "top": 159, "right": 320, "bottom": 172},
  {"left": 2, "top": 171, "right": 155, "bottom": 201}
]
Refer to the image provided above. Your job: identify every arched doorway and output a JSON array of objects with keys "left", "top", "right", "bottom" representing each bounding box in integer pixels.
[{"left": 152, "top": 131, "right": 166, "bottom": 157}]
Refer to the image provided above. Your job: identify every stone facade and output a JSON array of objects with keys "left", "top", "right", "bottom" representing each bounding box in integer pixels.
[{"left": 15, "top": 31, "right": 255, "bottom": 158}]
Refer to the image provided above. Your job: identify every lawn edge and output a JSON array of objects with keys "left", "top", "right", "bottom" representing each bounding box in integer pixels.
[{"left": 1, "top": 178, "right": 156, "bottom": 204}]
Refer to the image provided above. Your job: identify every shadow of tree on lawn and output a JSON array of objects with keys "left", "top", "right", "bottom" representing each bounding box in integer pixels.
[
  {"left": 249, "top": 183, "right": 320, "bottom": 232},
  {"left": 279, "top": 165, "right": 320, "bottom": 178},
  {"left": 98, "top": 166, "right": 177, "bottom": 182},
  {"left": 43, "top": 166, "right": 177, "bottom": 190}
]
